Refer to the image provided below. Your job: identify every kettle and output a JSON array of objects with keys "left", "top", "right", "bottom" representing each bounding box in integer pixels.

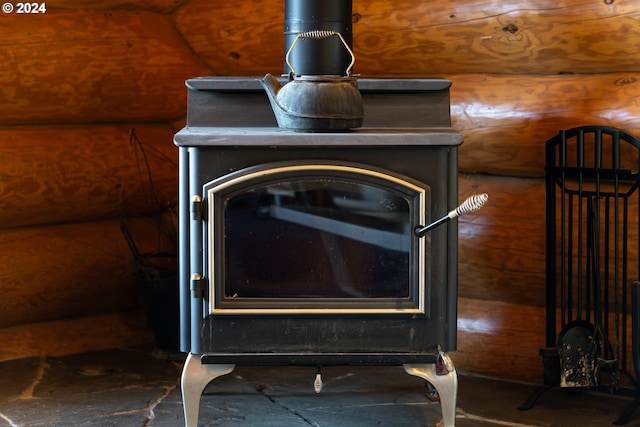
[{"left": 260, "top": 30, "right": 364, "bottom": 131}]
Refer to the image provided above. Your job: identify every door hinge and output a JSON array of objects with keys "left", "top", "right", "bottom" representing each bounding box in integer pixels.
[
  {"left": 191, "top": 195, "right": 206, "bottom": 221},
  {"left": 190, "top": 274, "right": 207, "bottom": 299}
]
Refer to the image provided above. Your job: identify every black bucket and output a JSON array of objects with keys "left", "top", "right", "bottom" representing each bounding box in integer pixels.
[
  {"left": 134, "top": 257, "right": 180, "bottom": 354},
  {"left": 119, "top": 221, "right": 181, "bottom": 356}
]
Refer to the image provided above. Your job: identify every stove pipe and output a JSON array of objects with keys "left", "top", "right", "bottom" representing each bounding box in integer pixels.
[{"left": 284, "top": 0, "right": 353, "bottom": 76}]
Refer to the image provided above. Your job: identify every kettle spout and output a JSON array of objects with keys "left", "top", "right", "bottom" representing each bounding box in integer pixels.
[
  {"left": 260, "top": 73, "right": 293, "bottom": 128},
  {"left": 259, "top": 73, "right": 283, "bottom": 107}
]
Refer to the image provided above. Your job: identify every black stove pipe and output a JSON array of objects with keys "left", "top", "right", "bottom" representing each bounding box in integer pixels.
[{"left": 284, "top": 0, "right": 353, "bottom": 76}]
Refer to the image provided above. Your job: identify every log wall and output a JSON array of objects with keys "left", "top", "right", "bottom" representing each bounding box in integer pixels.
[
  {"left": 2, "top": 0, "right": 640, "bottom": 384},
  {"left": 0, "top": 2, "right": 204, "bottom": 360}
]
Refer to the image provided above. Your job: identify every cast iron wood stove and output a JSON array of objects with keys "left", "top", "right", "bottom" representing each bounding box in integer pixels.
[
  {"left": 175, "top": 4, "right": 462, "bottom": 426},
  {"left": 175, "top": 76, "right": 462, "bottom": 426}
]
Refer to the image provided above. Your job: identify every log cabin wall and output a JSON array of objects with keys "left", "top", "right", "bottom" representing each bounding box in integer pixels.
[{"left": 2, "top": 0, "right": 639, "bottom": 383}]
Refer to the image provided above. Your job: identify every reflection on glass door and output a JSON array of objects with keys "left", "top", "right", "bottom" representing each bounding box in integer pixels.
[{"left": 224, "top": 178, "right": 411, "bottom": 298}]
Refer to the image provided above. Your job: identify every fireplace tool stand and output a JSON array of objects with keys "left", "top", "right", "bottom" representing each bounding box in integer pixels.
[{"left": 519, "top": 126, "right": 640, "bottom": 425}]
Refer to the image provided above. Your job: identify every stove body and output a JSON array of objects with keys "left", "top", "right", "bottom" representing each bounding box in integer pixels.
[{"left": 175, "top": 76, "right": 462, "bottom": 426}]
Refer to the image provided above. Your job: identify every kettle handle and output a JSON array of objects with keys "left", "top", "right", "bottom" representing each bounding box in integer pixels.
[{"left": 285, "top": 30, "right": 356, "bottom": 77}]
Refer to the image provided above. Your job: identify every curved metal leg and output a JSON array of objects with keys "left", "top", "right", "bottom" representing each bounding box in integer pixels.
[
  {"left": 181, "top": 353, "right": 235, "bottom": 427},
  {"left": 404, "top": 352, "right": 457, "bottom": 427}
]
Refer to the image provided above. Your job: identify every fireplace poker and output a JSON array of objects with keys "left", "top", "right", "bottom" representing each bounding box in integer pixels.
[
  {"left": 414, "top": 193, "right": 488, "bottom": 237},
  {"left": 119, "top": 220, "right": 141, "bottom": 259}
]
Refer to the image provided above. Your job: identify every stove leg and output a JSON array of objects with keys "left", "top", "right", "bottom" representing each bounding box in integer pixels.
[
  {"left": 404, "top": 353, "right": 458, "bottom": 427},
  {"left": 180, "top": 353, "right": 235, "bottom": 427}
]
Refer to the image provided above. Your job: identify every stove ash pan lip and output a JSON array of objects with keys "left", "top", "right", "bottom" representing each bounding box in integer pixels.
[{"left": 201, "top": 159, "right": 431, "bottom": 316}]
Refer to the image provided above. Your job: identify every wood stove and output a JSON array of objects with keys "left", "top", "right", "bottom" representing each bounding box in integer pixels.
[{"left": 175, "top": 76, "right": 462, "bottom": 426}]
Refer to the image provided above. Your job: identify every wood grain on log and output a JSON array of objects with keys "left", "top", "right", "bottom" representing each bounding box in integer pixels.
[
  {"left": 456, "top": 296, "right": 637, "bottom": 384},
  {"left": 458, "top": 174, "right": 546, "bottom": 306},
  {"left": 0, "top": 217, "right": 175, "bottom": 328},
  {"left": 459, "top": 173, "right": 640, "bottom": 308},
  {"left": 0, "top": 310, "right": 152, "bottom": 362},
  {"left": 172, "top": 0, "right": 284, "bottom": 76},
  {"left": 0, "top": 124, "right": 177, "bottom": 229},
  {"left": 452, "top": 73, "right": 640, "bottom": 177},
  {"left": 354, "top": 0, "right": 640, "bottom": 76},
  {"left": 173, "top": 0, "right": 640, "bottom": 76},
  {"left": 0, "top": 10, "right": 210, "bottom": 124},
  {"left": 456, "top": 297, "right": 545, "bottom": 383}
]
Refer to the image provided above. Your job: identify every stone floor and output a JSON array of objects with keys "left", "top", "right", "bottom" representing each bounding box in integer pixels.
[{"left": 1, "top": 345, "right": 640, "bottom": 426}]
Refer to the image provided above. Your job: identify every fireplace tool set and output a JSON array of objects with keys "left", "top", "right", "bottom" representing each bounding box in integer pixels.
[
  {"left": 175, "top": 1, "right": 487, "bottom": 426},
  {"left": 519, "top": 126, "right": 640, "bottom": 425}
]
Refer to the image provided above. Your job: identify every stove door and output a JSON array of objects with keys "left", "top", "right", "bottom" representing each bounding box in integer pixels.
[{"left": 203, "top": 161, "right": 429, "bottom": 315}]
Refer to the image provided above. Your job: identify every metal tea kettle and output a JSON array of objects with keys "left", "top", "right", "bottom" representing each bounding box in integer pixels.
[{"left": 260, "top": 30, "right": 364, "bottom": 131}]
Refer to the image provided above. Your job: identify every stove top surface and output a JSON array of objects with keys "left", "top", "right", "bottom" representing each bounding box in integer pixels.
[
  {"left": 174, "top": 126, "right": 463, "bottom": 147},
  {"left": 186, "top": 76, "right": 453, "bottom": 92}
]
